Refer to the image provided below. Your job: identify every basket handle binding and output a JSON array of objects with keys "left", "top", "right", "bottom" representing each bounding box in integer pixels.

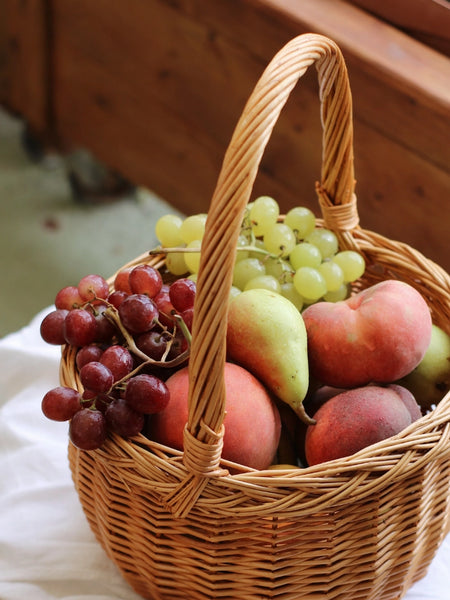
[{"left": 164, "top": 33, "right": 360, "bottom": 517}]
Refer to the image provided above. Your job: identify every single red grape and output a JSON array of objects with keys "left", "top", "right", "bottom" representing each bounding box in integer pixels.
[
  {"left": 69, "top": 408, "right": 107, "bottom": 450},
  {"left": 64, "top": 308, "right": 98, "bottom": 347},
  {"left": 118, "top": 294, "right": 159, "bottom": 334},
  {"left": 129, "top": 264, "right": 163, "bottom": 298},
  {"left": 114, "top": 267, "right": 133, "bottom": 294},
  {"left": 78, "top": 274, "right": 110, "bottom": 301},
  {"left": 90, "top": 303, "right": 116, "bottom": 343},
  {"left": 125, "top": 374, "right": 170, "bottom": 414},
  {"left": 100, "top": 345, "right": 134, "bottom": 382},
  {"left": 169, "top": 278, "right": 196, "bottom": 312},
  {"left": 95, "top": 393, "right": 114, "bottom": 413},
  {"left": 136, "top": 330, "right": 171, "bottom": 361},
  {"left": 105, "top": 398, "right": 145, "bottom": 437},
  {"left": 80, "top": 361, "right": 114, "bottom": 394},
  {"left": 181, "top": 307, "right": 194, "bottom": 332},
  {"left": 167, "top": 329, "right": 188, "bottom": 359},
  {"left": 54, "top": 285, "right": 84, "bottom": 310},
  {"left": 40, "top": 309, "right": 69, "bottom": 345},
  {"left": 107, "top": 290, "right": 128, "bottom": 309},
  {"left": 41, "top": 386, "right": 82, "bottom": 421},
  {"left": 154, "top": 290, "right": 176, "bottom": 328},
  {"left": 81, "top": 388, "right": 97, "bottom": 403},
  {"left": 82, "top": 390, "right": 113, "bottom": 413},
  {"left": 76, "top": 344, "right": 104, "bottom": 370}
]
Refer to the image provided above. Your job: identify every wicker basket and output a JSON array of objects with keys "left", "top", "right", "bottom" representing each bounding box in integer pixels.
[{"left": 62, "top": 34, "right": 450, "bottom": 600}]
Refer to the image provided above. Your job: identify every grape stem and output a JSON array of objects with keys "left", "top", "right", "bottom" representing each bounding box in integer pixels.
[
  {"left": 149, "top": 246, "right": 200, "bottom": 254},
  {"left": 103, "top": 306, "right": 189, "bottom": 368},
  {"left": 172, "top": 312, "right": 192, "bottom": 346},
  {"left": 236, "top": 245, "right": 278, "bottom": 259},
  {"left": 149, "top": 244, "right": 282, "bottom": 262}
]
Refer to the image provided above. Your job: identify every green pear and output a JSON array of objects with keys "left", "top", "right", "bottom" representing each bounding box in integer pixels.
[
  {"left": 399, "top": 324, "right": 450, "bottom": 410},
  {"left": 226, "top": 288, "right": 313, "bottom": 424}
]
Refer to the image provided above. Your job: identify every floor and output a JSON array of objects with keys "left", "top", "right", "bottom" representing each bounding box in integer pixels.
[{"left": 0, "top": 107, "right": 181, "bottom": 338}]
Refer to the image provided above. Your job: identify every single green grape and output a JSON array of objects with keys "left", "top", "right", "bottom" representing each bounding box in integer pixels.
[
  {"left": 264, "top": 257, "right": 294, "bottom": 282},
  {"left": 248, "top": 238, "right": 266, "bottom": 259},
  {"left": 155, "top": 214, "right": 184, "bottom": 247},
  {"left": 280, "top": 282, "right": 304, "bottom": 311},
  {"left": 249, "top": 196, "right": 280, "bottom": 237},
  {"left": 244, "top": 275, "right": 281, "bottom": 294},
  {"left": 263, "top": 223, "right": 296, "bottom": 258},
  {"left": 323, "top": 283, "right": 350, "bottom": 302},
  {"left": 318, "top": 260, "right": 345, "bottom": 292},
  {"left": 232, "top": 257, "right": 266, "bottom": 290},
  {"left": 184, "top": 239, "right": 202, "bottom": 274},
  {"left": 293, "top": 266, "right": 327, "bottom": 301},
  {"left": 332, "top": 250, "right": 365, "bottom": 282},
  {"left": 284, "top": 206, "right": 316, "bottom": 240},
  {"left": 289, "top": 242, "right": 322, "bottom": 270},
  {"left": 235, "top": 234, "right": 250, "bottom": 263},
  {"left": 179, "top": 213, "right": 207, "bottom": 244},
  {"left": 306, "top": 228, "right": 339, "bottom": 259},
  {"left": 166, "top": 251, "right": 188, "bottom": 276}
]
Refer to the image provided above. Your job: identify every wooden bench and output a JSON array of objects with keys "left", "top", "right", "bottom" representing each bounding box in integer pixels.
[{"left": 1, "top": 0, "right": 449, "bottom": 270}]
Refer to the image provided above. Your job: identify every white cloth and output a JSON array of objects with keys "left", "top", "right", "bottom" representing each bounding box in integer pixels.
[{"left": 0, "top": 309, "right": 449, "bottom": 599}]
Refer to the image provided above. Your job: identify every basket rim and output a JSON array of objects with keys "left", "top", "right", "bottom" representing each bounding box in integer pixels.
[{"left": 67, "top": 388, "right": 450, "bottom": 518}]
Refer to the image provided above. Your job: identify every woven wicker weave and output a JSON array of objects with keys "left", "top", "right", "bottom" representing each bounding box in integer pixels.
[{"left": 63, "top": 34, "right": 450, "bottom": 600}]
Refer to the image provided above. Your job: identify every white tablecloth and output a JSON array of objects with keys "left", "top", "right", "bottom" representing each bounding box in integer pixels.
[{"left": 0, "top": 309, "right": 449, "bottom": 600}]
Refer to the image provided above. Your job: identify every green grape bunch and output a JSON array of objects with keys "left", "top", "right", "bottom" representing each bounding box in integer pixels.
[{"left": 154, "top": 196, "right": 365, "bottom": 312}]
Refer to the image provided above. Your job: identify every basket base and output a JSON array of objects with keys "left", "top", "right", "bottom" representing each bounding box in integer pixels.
[{"left": 68, "top": 435, "right": 450, "bottom": 600}]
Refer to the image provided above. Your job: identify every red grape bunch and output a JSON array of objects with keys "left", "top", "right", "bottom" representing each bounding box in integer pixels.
[{"left": 40, "top": 265, "right": 197, "bottom": 451}]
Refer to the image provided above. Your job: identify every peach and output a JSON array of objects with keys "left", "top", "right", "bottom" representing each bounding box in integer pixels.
[
  {"left": 386, "top": 383, "right": 422, "bottom": 421},
  {"left": 148, "top": 362, "right": 281, "bottom": 470},
  {"left": 295, "top": 385, "right": 347, "bottom": 465},
  {"left": 302, "top": 383, "right": 421, "bottom": 422},
  {"left": 305, "top": 385, "right": 413, "bottom": 466},
  {"left": 302, "top": 280, "right": 432, "bottom": 388}
]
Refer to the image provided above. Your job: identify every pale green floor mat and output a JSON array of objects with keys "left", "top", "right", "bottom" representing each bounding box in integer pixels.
[{"left": 0, "top": 107, "right": 181, "bottom": 338}]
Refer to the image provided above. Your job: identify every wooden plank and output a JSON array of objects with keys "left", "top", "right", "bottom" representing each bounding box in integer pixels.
[
  {"left": 0, "top": 1, "right": 7, "bottom": 102},
  {"left": 351, "top": 122, "right": 450, "bottom": 271},
  {"left": 37, "top": 0, "right": 450, "bottom": 272},
  {"left": 172, "top": 0, "right": 450, "bottom": 170},
  {"left": 346, "top": 0, "right": 450, "bottom": 56},
  {"left": 254, "top": 0, "right": 450, "bottom": 111},
  {"left": 49, "top": 0, "right": 324, "bottom": 206},
  {"left": 0, "top": 0, "right": 50, "bottom": 137}
]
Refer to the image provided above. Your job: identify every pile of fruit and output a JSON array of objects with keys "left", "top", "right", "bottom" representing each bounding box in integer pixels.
[{"left": 39, "top": 197, "right": 450, "bottom": 470}]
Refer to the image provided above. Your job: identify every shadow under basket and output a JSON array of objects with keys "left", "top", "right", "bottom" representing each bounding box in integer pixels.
[{"left": 62, "top": 34, "right": 450, "bottom": 600}]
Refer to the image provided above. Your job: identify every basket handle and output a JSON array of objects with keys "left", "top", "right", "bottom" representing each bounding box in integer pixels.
[{"left": 165, "top": 33, "right": 358, "bottom": 516}]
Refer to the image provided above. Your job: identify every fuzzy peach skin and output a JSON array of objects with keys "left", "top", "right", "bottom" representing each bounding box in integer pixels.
[
  {"left": 296, "top": 382, "right": 421, "bottom": 466},
  {"left": 305, "top": 385, "right": 414, "bottom": 466},
  {"left": 302, "top": 280, "right": 432, "bottom": 389},
  {"left": 386, "top": 383, "right": 422, "bottom": 421},
  {"left": 148, "top": 362, "right": 281, "bottom": 471}
]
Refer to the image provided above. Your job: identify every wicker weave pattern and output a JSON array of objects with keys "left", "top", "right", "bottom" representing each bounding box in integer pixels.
[{"left": 64, "top": 34, "right": 450, "bottom": 599}]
